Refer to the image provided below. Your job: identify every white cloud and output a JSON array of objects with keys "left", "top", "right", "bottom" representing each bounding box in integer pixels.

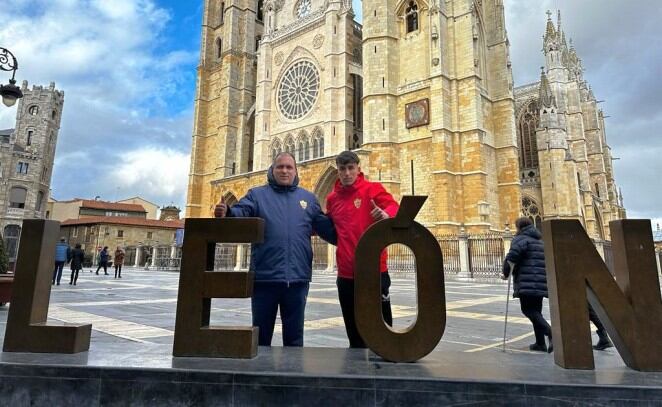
[
  {"left": 109, "top": 147, "right": 190, "bottom": 208},
  {"left": 0, "top": 0, "right": 197, "bottom": 210}
]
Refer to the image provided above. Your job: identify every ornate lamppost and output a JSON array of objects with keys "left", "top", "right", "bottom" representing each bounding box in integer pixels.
[{"left": 0, "top": 47, "right": 23, "bottom": 107}]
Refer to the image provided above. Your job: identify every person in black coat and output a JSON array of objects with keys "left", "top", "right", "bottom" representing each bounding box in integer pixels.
[
  {"left": 501, "top": 217, "right": 552, "bottom": 353},
  {"left": 69, "top": 244, "right": 85, "bottom": 286}
]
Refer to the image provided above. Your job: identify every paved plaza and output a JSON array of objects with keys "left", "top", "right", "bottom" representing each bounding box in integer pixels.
[{"left": 0, "top": 267, "right": 621, "bottom": 359}]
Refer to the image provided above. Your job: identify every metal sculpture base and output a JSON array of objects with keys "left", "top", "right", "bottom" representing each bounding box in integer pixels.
[{"left": 0, "top": 343, "right": 660, "bottom": 405}]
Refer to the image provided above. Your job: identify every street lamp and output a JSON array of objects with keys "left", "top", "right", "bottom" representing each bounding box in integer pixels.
[{"left": 0, "top": 47, "right": 23, "bottom": 107}]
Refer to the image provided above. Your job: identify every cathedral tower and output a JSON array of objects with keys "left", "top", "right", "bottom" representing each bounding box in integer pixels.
[
  {"left": 187, "top": 0, "right": 264, "bottom": 217},
  {"left": 360, "top": 0, "right": 520, "bottom": 231}
]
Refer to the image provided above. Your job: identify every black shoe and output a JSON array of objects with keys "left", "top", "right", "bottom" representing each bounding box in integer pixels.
[
  {"left": 69, "top": 282, "right": 72, "bottom": 285},
  {"left": 593, "top": 338, "right": 613, "bottom": 351},
  {"left": 105, "top": 273, "right": 109, "bottom": 275},
  {"left": 56, "top": 282, "right": 60, "bottom": 285},
  {"left": 529, "top": 343, "right": 547, "bottom": 352},
  {"left": 96, "top": 272, "right": 99, "bottom": 275},
  {"left": 118, "top": 275, "right": 122, "bottom": 278}
]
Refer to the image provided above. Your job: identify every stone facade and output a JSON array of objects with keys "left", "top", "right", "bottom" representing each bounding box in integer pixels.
[
  {"left": 60, "top": 218, "right": 184, "bottom": 267},
  {"left": 0, "top": 81, "right": 63, "bottom": 262},
  {"left": 187, "top": 0, "right": 520, "bottom": 234},
  {"left": 514, "top": 11, "right": 625, "bottom": 240}
]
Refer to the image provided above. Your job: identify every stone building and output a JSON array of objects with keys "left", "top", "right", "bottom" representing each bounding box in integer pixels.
[
  {"left": 60, "top": 217, "right": 184, "bottom": 268},
  {"left": 47, "top": 197, "right": 184, "bottom": 266},
  {"left": 514, "top": 11, "right": 625, "bottom": 240},
  {"left": 0, "top": 81, "right": 64, "bottom": 264},
  {"left": 47, "top": 198, "right": 148, "bottom": 222},
  {"left": 186, "top": 1, "right": 625, "bottom": 238},
  {"left": 187, "top": 0, "right": 519, "bottom": 234}
]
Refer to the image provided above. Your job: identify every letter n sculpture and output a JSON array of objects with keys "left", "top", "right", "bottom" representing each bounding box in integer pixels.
[
  {"left": 354, "top": 196, "right": 446, "bottom": 362},
  {"left": 173, "top": 218, "right": 264, "bottom": 358},
  {"left": 3, "top": 220, "right": 91, "bottom": 353},
  {"left": 544, "top": 219, "right": 662, "bottom": 371}
]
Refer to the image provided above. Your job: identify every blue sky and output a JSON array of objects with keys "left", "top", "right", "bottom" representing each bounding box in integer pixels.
[{"left": 0, "top": 0, "right": 661, "bottom": 227}]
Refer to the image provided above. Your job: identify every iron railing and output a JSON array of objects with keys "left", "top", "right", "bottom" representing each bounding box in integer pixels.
[{"left": 468, "top": 233, "right": 504, "bottom": 277}]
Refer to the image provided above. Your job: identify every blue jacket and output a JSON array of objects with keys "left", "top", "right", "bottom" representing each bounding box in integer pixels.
[
  {"left": 54, "top": 242, "right": 70, "bottom": 262},
  {"left": 228, "top": 167, "right": 336, "bottom": 283},
  {"left": 99, "top": 249, "right": 109, "bottom": 263},
  {"left": 503, "top": 225, "right": 548, "bottom": 298}
]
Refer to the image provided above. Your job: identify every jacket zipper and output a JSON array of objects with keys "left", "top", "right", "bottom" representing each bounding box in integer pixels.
[{"left": 286, "top": 191, "right": 290, "bottom": 287}]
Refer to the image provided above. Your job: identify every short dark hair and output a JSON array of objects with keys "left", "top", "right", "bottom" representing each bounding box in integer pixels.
[
  {"left": 75, "top": 243, "right": 82, "bottom": 249},
  {"left": 335, "top": 150, "right": 360, "bottom": 166},
  {"left": 515, "top": 217, "right": 533, "bottom": 230}
]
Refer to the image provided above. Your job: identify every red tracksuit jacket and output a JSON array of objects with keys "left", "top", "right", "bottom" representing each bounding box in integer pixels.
[{"left": 326, "top": 173, "right": 400, "bottom": 279}]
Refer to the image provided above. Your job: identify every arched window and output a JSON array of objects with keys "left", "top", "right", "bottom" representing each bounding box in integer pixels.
[
  {"left": 271, "top": 139, "right": 282, "bottom": 161},
  {"left": 27, "top": 130, "right": 33, "bottom": 146},
  {"left": 312, "top": 129, "right": 324, "bottom": 158},
  {"left": 284, "top": 136, "right": 295, "bottom": 155},
  {"left": 216, "top": 38, "right": 223, "bottom": 59},
  {"left": 405, "top": 1, "right": 419, "bottom": 33},
  {"left": 255, "top": 36, "right": 261, "bottom": 52},
  {"left": 304, "top": 139, "right": 310, "bottom": 160},
  {"left": 9, "top": 186, "right": 27, "bottom": 209},
  {"left": 517, "top": 101, "right": 540, "bottom": 170},
  {"left": 298, "top": 141, "right": 305, "bottom": 162},
  {"left": 521, "top": 196, "right": 542, "bottom": 230},
  {"left": 28, "top": 105, "right": 39, "bottom": 116},
  {"left": 220, "top": 2, "right": 225, "bottom": 24},
  {"left": 595, "top": 183, "right": 600, "bottom": 198}
]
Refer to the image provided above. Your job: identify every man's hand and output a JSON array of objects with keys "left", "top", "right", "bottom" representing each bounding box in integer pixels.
[
  {"left": 214, "top": 196, "right": 227, "bottom": 218},
  {"left": 370, "top": 199, "right": 389, "bottom": 221}
]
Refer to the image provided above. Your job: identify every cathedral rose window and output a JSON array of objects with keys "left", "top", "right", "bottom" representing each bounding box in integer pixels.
[
  {"left": 296, "top": 0, "right": 311, "bottom": 18},
  {"left": 277, "top": 60, "right": 320, "bottom": 120}
]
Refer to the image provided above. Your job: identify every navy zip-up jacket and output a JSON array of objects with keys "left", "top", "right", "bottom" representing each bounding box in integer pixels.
[
  {"left": 227, "top": 166, "right": 336, "bottom": 283},
  {"left": 502, "top": 225, "right": 548, "bottom": 298}
]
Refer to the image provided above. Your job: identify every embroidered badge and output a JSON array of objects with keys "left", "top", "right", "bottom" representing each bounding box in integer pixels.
[
  {"left": 300, "top": 200, "right": 308, "bottom": 210},
  {"left": 354, "top": 198, "right": 361, "bottom": 209}
]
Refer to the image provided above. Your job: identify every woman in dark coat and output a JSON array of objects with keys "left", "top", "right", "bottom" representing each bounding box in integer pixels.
[
  {"left": 502, "top": 217, "right": 552, "bottom": 352},
  {"left": 69, "top": 244, "right": 85, "bottom": 286}
]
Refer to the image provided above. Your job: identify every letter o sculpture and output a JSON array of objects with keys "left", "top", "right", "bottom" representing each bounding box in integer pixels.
[{"left": 354, "top": 196, "right": 446, "bottom": 362}]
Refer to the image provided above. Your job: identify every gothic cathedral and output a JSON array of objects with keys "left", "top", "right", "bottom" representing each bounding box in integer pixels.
[{"left": 186, "top": 0, "right": 624, "bottom": 238}]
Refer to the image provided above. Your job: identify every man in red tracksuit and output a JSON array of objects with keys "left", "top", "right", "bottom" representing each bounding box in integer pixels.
[{"left": 325, "top": 150, "right": 400, "bottom": 348}]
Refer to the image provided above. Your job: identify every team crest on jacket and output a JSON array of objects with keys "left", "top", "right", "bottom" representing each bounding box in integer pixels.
[
  {"left": 299, "top": 200, "right": 308, "bottom": 210},
  {"left": 354, "top": 198, "right": 361, "bottom": 208}
]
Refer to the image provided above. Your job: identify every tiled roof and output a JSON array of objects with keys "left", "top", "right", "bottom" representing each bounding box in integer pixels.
[
  {"left": 80, "top": 200, "right": 146, "bottom": 212},
  {"left": 61, "top": 216, "right": 184, "bottom": 229},
  {"left": 0, "top": 128, "right": 13, "bottom": 136}
]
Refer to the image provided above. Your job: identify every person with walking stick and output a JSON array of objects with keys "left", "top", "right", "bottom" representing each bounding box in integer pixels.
[{"left": 501, "top": 217, "right": 552, "bottom": 353}]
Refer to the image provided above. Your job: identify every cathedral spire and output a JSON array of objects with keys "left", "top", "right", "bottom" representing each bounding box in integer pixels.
[{"left": 544, "top": 10, "right": 557, "bottom": 43}]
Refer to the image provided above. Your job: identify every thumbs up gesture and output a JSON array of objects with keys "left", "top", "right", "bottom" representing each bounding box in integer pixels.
[
  {"left": 214, "top": 196, "right": 228, "bottom": 218},
  {"left": 370, "top": 199, "right": 389, "bottom": 221}
]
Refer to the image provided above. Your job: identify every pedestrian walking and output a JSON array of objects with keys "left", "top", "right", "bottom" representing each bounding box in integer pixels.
[
  {"left": 114, "top": 247, "right": 125, "bottom": 278},
  {"left": 501, "top": 217, "right": 552, "bottom": 353},
  {"left": 52, "top": 237, "right": 70, "bottom": 286},
  {"left": 96, "top": 246, "right": 110, "bottom": 275},
  {"left": 69, "top": 244, "right": 85, "bottom": 285}
]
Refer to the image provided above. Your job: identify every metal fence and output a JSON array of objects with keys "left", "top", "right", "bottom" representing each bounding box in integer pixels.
[
  {"left": 438, "top": 236, "right": 461, "bottom": 275},
  {"left": 468, "top": 234, "right": 504, "bottom": 278}
]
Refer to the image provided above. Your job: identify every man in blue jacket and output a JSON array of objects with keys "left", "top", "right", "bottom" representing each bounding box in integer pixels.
[
  {"left": 52, "top": 237, "right": 70, "bottom": 286},
  {"left": 214, "top": 152, "right": 336, "bottom": 347}
]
